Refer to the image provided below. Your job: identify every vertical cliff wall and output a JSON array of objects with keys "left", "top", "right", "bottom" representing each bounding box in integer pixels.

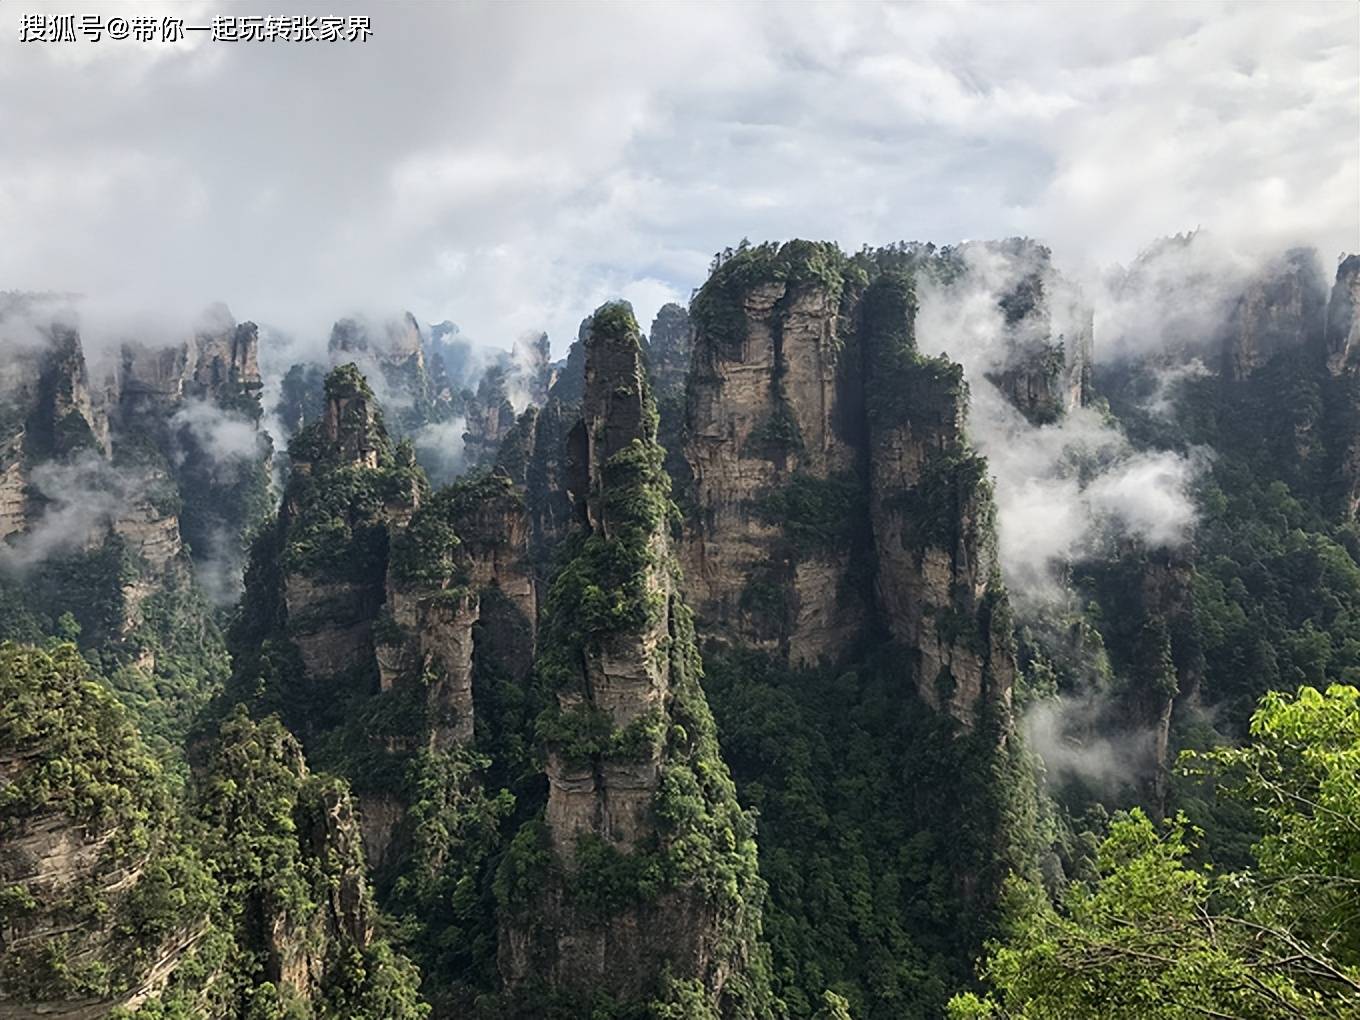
[
  {"left": 683, "top": 243, "right": 868, "bottom": 666},
  {"left": 860, "top": 271, "right": 1016, "bottom": 723},
  {"left": 500, "top": 302, "right": 772, "bottom": 1018},
  {"left": 680, "top": 243, "right": 1017, "bottom": 726}
]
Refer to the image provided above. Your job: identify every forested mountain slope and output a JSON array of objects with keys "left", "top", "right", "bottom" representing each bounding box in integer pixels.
[{"left": 1, "top": 239, "right": 1357, "bottom": 1019}]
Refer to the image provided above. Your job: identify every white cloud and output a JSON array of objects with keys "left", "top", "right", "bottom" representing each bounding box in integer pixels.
[{"left": 0, "top": 1, "right": 1353, "bottom": 359}]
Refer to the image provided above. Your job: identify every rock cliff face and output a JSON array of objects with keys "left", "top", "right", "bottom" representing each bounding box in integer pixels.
[
  {"left": 281, "top": 368, "right": 395, "bottom": 689},
  {"left": 119, "top": 304, "right": 263, "bottom": 411},
  {"left": 0, "top": 447, "right": 24, "bottom": 543},
  {"left": 862, "top": 275, "right": 1015, "bottom": 723},
  {"left": 380, "top": 471, "right": 536, "bottom": 752},
  {"left": 1326, "top": 255, "right": 1360, "bottom": 374},
  {"left": 0, "top": 320, "right": 109, "bottom": 467},
  {"left": 543, "top": 303, "right": 674, "bottom": 858},
  {"left": 0, "top": 315, "right": 109, "bottom": 542},
  {"left": 680, "top": 243, "right": 1016, "bottom": 725},
  {"left": 1224, "top": 249, "right": 1328, "bottom": 382},
  {"left": 462, "top": 365, "right": 518, "bottom": 468},
  {"left": 263, "top": 363, "right": 536, "bottom": 866},
  {"left": 683, "top": 250, "right": 867, "bottom": 666},
  {"left": 207, "top": 714, "right": 379, "bottom": 1009},
  {"left": 644, "top": 302, "right": 694, "bottom": 400},
  {"left": 113, "top": 304, "right": 271, "bottom": 609},
  {"left": 0, "top": 644, "right": 207, "bottom": 1019},
  {"left": 973, "top": 239, "right": 1092, "bottom": 424},
  {"left": 510, "top": 331, "right": 554, "bottom": 408},
  {"left": 329, "top": 313, "right": 426, "bottom": 395},
  {"left": 1324, "top": 256, "right": 1360, "bottom": 517},
  {"left": 500, "top": 302, "right": 771, "bottom": 1017},
  {"left": 0, "top": 309, "right": 225, "bottom": 653}
]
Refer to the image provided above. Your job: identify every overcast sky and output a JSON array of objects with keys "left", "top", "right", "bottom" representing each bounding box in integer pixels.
[{"left": 1, "top": 1, "right": 1356, "bottom": 357}]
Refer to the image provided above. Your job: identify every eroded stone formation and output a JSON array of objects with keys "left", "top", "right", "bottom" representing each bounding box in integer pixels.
[
  {"left": 0, "top": 300, "right": 268, "bottom": 648},
  {"left": 268, "top": 361, "right": 535, "bottom": 866},
  {"left": 500, "top": 302, "right": 771, "bottom": 1018},
  {"left": 681, "top": 242, "right": 1021, "bottom": 726}
]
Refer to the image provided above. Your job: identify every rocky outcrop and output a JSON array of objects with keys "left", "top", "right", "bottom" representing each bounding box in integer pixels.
[
  {"left": 0, "top": 313, "right": 208, "bottom": 646},
  {"left": 683, "top": 246, "right": 867, "bottom": 665},
  {"left": 0, "top": 435, "right": 27, "bottom": 542},
  {"left": 330, "top": 313, "right": 425, "bottom": 384},
  {"left": 278, "top": 368, "right": 400, "bottom": 684},
  {"left": 644, "top": 302, "right": 693, "bottom": 400},
  {"left": 462, "top": 365, "right": 517, "bottom": 468},
  {"left": 516, "top": 399, "right": 580, "bottom": 562},
  {"left": 975, "top": 240, "right": 1092, "bottom": 424},
  {"left": 546, "top": 303, "right": 672, "bottom": 857},
  {"left": 285, "top": 572, "right": 378, "bottom": 680},
  {"left": 191, "top": 709, "right": 425, "bottom": 1018},
  {"left": 262, "top": 774, "right": 377, "bottom": 1000},
  {"left": 862, "top": 277, "right": 1015, "bottom": 723},
  {"left": 1224, "top": 248, "right": 1328, "bottom": 382},
  {"left": 326, "top": 313, "right": 451, "bottom": 444},
  {"left": 678, "top": 243, "right": 1017, "bottom": 725},
  {"left": 501, "top": 301, "right": 772, "bottom": 1017},
  {"left": 0, "top": 320, "right": 109, "bottom": 464},
  {"left": 0, "top": 644, "right": 209, "bottom": 1019},
  {"left": 321, "top": 363, "right": 384, "bottom": 469},
  {"left": 1325, "top": 256, "right": 1360, "bottom": 516},
  {"left": 119, "top": 304, "right": 263, "bottom": 412},
  {"left": 510, "top": 331, "right": 554, "bottom": 409},
  {"left": 1326, "top": 255, "right": 1360, "bottom": 374},
  {"left": 375, "top": 468, "right": 535, "bottom": 753}
]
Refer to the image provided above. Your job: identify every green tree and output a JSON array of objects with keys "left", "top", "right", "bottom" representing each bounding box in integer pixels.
[{"left": 950, "top": 685, "right": 1360, "bottom": 1019}]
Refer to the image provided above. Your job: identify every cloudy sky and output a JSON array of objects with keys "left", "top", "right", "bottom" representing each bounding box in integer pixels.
[{"left": 1, "top": 1, "right": 1356, "bottom": 356}]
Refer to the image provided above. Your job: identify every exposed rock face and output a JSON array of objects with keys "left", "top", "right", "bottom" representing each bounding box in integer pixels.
[
  {"left": 510, "top": 331, "right": 554, "bottom": 408},
  {"left": 0, "top": 644, "right": 207, "bottom": 1019},
  {"left": 0, "top": 313, "right": 211, "bottom": 646},
  {"left": 0, "top": 446, "right": 25, "bottom": 542},
  {"left": 329, "top": 313, "right": 426, "bottom": 383},
  {"left": 862, "top": 291, "right": 1015, "bottom": 722},
  {"left": 520, "top": 399, "right": 580, "bottom": 561},
  {"left": 193, "top": 710, "right": 411, "bottom": 1017},
  {"left": 644, "top": 302, "right": 693, "bottom": 399},
  {"left": 680, "top": 243, "right": 1017, "bottom": 725},
  {"left": 545, "top": 304, "right": 672, "bottom": 858},
  {"left": 1132, "top": 550, "right": 1203, "bottom": 813},
  {"left": 462, "top": 365, "right": 517, "bottom": 468},
  {"left": 975, "top": 241, "right": 1093, "bottom": 424},
  {"left": 546, "top": 316, "right": 590, "bottom": 408},
  {"left": 684, "top": 262, "right": 866, "bottom": 665},
  {"left": 419, "top": 591, "right": 480, "bottom": 749},
  {"left": 322, "top": 365, "right": 384, "bottom": 469},
  {"left": 267, "top": 364, "right": 537, "bottom": 872},
  {"left": 263, "top": 773, "right": 377, "bottom": 1001},
  {"left": 501, "top": 302, "right": 771, "bottom": 1017},
  {"left": 378, "top": 471, "right": 536, "bottom": 752},
  {"left": 1325, "top": 256, "right": 1360, "bottom": 516},
  {"left": 0, "top": 321, "right": 109, "bottom": 465},
  {"left": 106, "top": 305, "right": 272, "bottom": 610},
  {"left": 1224, "top": 248, "right": 1328, "bottom": 381},
  {"left": 1326, "top": 255, "right": 1360, "bottom": 374},
  {"left": 285, "top": 572, "right": 378, "bottom": 680},
  {"left": 119, "top": 306, "right": 263, "bottom": 411}
]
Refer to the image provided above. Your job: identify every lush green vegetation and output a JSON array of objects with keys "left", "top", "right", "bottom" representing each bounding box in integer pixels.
[
  {"left": 0, "top": 642, "right": 218, "bottom": 1006},
  {"left": 951, "top": 684, "right": 1360, "bottom": 1019},
  {"left": 500, "top": 303, "right": 776, "bottom": 1018},
  {"left": 692, "top": 240, "right": 862, "bottom": 356},
  {"left": 702, "top": 646, "right": 1039, "bottom": 1020},
  {"left": 753, "top": 473, "right": 864, "bottom": 554},
  {"left": 0, "top": 641, "right": 429, "bottom": 1018}
]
